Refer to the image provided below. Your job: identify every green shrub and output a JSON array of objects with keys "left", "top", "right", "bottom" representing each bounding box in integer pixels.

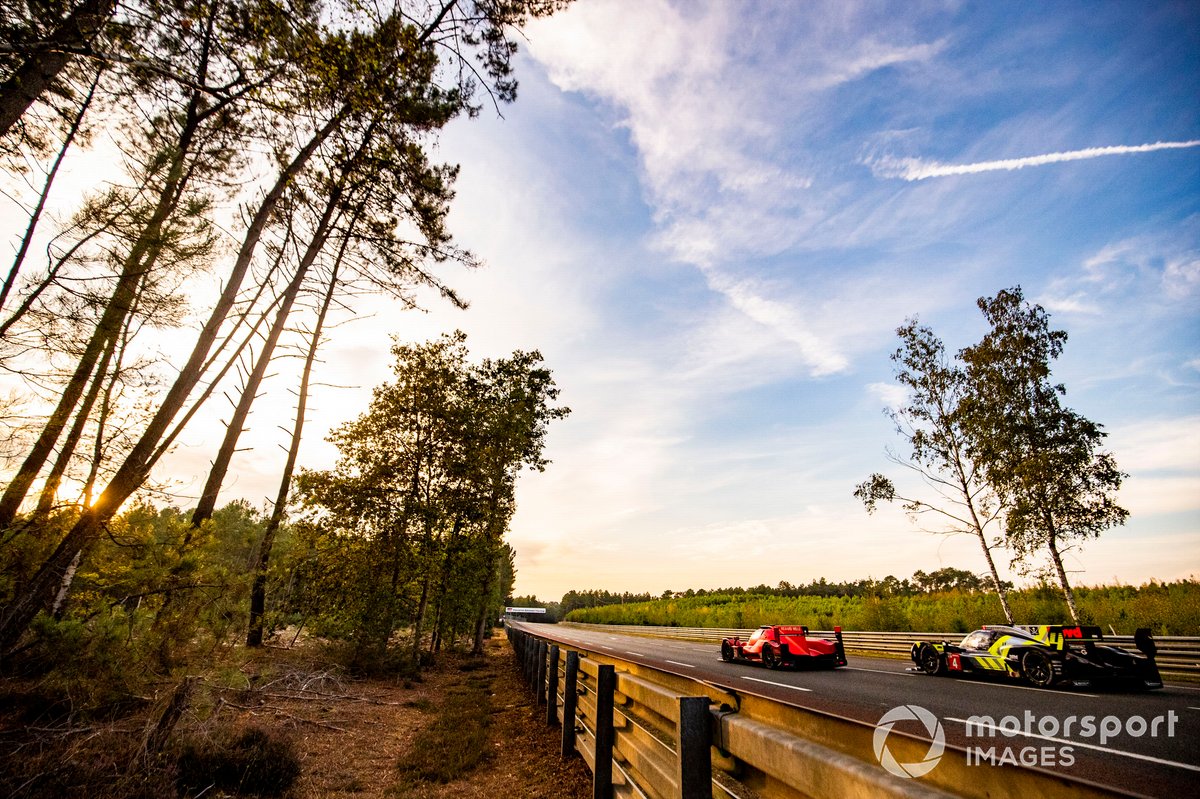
[{"left": 176, "top": 726, "right": 300, "bottom": 797}]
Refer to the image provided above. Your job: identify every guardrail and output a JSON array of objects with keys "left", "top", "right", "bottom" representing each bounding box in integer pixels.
[
  {"left": 507, "top": 622, "right": 1127, "bottom": 799},
  {"left": 559, "top": 623, "right": 1200, "bottom": 679}
]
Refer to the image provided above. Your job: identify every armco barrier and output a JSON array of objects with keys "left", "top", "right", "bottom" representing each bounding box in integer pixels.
[
  {"left": 507, "top": 623, "right": 1126, "bottom": 799},
  {"left": 560, "top": 622, "right": 1200, "bottom": 679}
]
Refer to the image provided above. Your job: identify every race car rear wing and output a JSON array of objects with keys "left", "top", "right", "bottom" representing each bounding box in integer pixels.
[{"left": 1009, "top": 625, "right": 1105, "bottom": 649}]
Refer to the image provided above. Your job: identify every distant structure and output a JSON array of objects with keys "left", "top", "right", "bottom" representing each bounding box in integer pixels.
[{"left": 504, "top": 606, "right": 548, "bottom": 621}]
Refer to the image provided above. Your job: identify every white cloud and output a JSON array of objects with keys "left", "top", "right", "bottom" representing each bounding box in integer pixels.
[
  {"left": 1046, "top": 218, "right": 1200, "bottom": 313},
  {"left": 869, "top": 140, "right": 1200, "bottom": 181},
  {"left": 697, "top": 270, "right": 849, "bottom": 376},
  {"left": 1110, "top": 416, "right": 1200, "bottom": 474},
  {"left": 1040, "top": 294, "right": 1101, "bottom": 315},
  {"left": 805, "top": 38, "right": 947, "bottom": 91},
  {"left": 867, "top": 382, "right": 908, "bottom": 410},
  {"left": 1163, "top": 254, "right": 1200, "bottom": 299},
  {"left": 524, "top": 1, "right": 948, "bottom": 377}
]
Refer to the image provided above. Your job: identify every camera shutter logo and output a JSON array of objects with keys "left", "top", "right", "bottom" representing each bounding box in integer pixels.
[{"left": 874, "top": 704, "right": 945, "bottom": 779}]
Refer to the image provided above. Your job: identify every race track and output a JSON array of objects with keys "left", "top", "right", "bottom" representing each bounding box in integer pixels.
[{"left": 511, "top": 622, "right": 1199, "bottom": 798}]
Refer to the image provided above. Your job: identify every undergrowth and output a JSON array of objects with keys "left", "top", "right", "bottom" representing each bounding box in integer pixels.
[{"left": 392, "top": 656, "right": 497, "bottom": 792}]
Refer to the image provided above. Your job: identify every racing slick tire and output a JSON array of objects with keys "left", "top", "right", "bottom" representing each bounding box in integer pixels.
[
  {"left": 916, "top": 643, "right": 945, "bottom": 676},
  {"left": 762, "top": 646, "right": 781, "bottom": 670},
  {"left": 1021, "top": 649, "right": 1056, "bottom": 688},
  {"left": 721, "top": 641, "right": 735, "bottom": 662}
]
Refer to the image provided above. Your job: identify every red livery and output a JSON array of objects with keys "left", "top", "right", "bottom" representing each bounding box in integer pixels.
[{"left": 720, "top": 625, "right": 847, "bottom": 669}]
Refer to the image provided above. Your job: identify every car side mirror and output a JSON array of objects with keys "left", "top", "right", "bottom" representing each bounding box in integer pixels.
[{"left": 1133, "top": 628, "right": 1156, "bottom": 658}]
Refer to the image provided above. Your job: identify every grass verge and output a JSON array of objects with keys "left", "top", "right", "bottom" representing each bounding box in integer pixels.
[{"left": 394, "top": 660, "right": 495, "bottom": 787}]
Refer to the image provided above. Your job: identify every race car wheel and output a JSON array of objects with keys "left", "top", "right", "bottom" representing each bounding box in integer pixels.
[
  {"left": 1022, "top": 649, "right": 1055, "bottom": 688},
  {"left": 916, "top": 643, "right": 945, "bottom": 676},
  {"left": 763, "top": 646, "right": 781, "bottom": 670},
  {"left": 721, "top": 641, "right": 735, "bottom": 662}
]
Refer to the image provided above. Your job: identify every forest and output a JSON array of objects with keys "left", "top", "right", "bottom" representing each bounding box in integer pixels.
[
  {"left": 0, "top": 1, "right": 573, "bottom": 796},
  {"left": 554, "top": 578, "right": 1200, "bottom": 636},
  {"left": 519, "top": 572, "right": 1200, "bottom": 635}
]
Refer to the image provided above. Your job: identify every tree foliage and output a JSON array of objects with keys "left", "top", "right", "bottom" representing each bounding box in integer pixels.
[
  {"left": 855, "top": 318, "right": 1014, "bottom": 622},
  {"left": 287, "top": 332, "right": 567, "bottom": 668},
  {"left": 0, "top": 0, "right": 573, "bottom": 654},
  {"left": 959, "top": 287, "right": 1127, "bottom": 621},
  {"left": 858, "top": 286, "right": 1128, "bottom": 624}
]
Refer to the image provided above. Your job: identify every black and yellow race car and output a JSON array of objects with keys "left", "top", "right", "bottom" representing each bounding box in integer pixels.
[{"left": 910, "top": 625, "right": 1163, "bottom": 690}]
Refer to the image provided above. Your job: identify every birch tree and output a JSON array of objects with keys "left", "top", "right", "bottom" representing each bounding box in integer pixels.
[
  {"left": 958, "top": 287, "right": 1127, "bottom": 622},
  {"left": 855, "top": 319, "right": 1015, "bottom": 624}
]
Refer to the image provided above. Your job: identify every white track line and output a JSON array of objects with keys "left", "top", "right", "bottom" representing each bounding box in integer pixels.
[
  {"left": 844, "top": 666, "right": 918, "bottom": 676},
  {"left": 740, "top": 676, "right": 813, "bottom": 692},
  {"left": 666, "top": 660, "right": 696, "bottom": 669}
]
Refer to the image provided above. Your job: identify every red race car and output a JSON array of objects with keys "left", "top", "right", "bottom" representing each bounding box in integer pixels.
[{"left": 721, "top": 625, "right": 847, "bottom": 669}]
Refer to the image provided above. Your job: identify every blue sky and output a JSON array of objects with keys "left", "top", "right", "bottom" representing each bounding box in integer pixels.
[{"left": 165, "top": 1, "right": 1200, "bottom": 600}]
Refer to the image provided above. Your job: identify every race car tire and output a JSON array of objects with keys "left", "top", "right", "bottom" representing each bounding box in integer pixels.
[
  {"left": 721, "top": 641, "right": 735, "bottom": 662},
  {"left": 763, "top": 646, "right": 781, "bottom": 670},
  {"left": 916, "top": 643, "right": 945, "bottom": 676},
  {"left": 1022, "top": 649, "right": 1055, "bottom": 688}
]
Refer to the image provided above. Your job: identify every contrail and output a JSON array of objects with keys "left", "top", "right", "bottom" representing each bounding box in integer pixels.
[{"left": 873, "top": 139, "right": 1200, "bottom": 181}]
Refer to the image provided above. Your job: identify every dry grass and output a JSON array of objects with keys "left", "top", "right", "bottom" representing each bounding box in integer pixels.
[
  {"left": 249, "top": 635, "right": 592, "bottom": 799},
  {"left": 0, "top": 634, "right": 591, "bottom": 799}
]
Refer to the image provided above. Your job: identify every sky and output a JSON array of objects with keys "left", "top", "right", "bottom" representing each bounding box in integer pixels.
[{"left": 10, "top": 1, "right": 1198, "bottom": 602}]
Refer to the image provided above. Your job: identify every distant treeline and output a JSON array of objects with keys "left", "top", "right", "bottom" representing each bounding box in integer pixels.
[
  {"left": 555, "top": 579, "right": 1199, "bottom": 636},
  {"left": 511, "top": 567, "right": 1002, "bottom": 622},
  {"left": 508, "top": 571, "right": 1199, "bottom": 635}
]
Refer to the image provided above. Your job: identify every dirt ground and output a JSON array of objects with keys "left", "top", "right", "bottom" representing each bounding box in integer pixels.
[{"left": 248, "top": 634, "right": 592, "bottom": 799}]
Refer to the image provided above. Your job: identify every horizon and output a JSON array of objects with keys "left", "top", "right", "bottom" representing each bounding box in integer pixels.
[{"left": 513, "top": 574, "right": 1200, "bottom": 607}]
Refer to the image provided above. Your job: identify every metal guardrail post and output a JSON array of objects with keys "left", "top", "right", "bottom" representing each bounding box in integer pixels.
[
  {"left": 562, "top": 650, "right": 580, "bottom": 759},
  {"left": 676, "top": 696, "right": 712, "bottom": 799},
  {"left": 547, "top": 645, "right": 560, "bottom": 726},
  {"left": 537, "top": 640, "right": 548, "bottom": 706},
  {"left": 594, "top": 664, "right": 616, "bottom": 799}
]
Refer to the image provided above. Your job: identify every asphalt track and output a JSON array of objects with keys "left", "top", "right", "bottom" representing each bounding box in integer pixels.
[{"left": 511, "top": 622, "right": 1200, "bottom": 798}]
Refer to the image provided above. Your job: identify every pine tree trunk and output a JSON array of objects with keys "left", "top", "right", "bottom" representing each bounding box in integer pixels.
[
  {"left": 246, "top": 241, "right": 345, "bottom": 646},
  {"left": 190, "top": 185, "right": 341, "bottom": 528},
  {"left": 0, "top": 0, "right": 115, "bottom": 137},
  {"left": 1, "top": 67, "right": 100, "bottom": 313},
  {"left": 0, "top": 46, "right": 211, "bottom": 528},
  {"left": 428, "top": 515, "right": 465, "bottom": 656},
  {"left": 35, "top": 307, "right": 124, "bottom": 514},
  {"left": 0, "top": 111, "right": 343, "bottom": 654},
  {"left": 472, "top": 543, "right": 499, "bottom": 656},
  {"left": 411, "top": 573, "right": 430, "bottom": 668}
]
